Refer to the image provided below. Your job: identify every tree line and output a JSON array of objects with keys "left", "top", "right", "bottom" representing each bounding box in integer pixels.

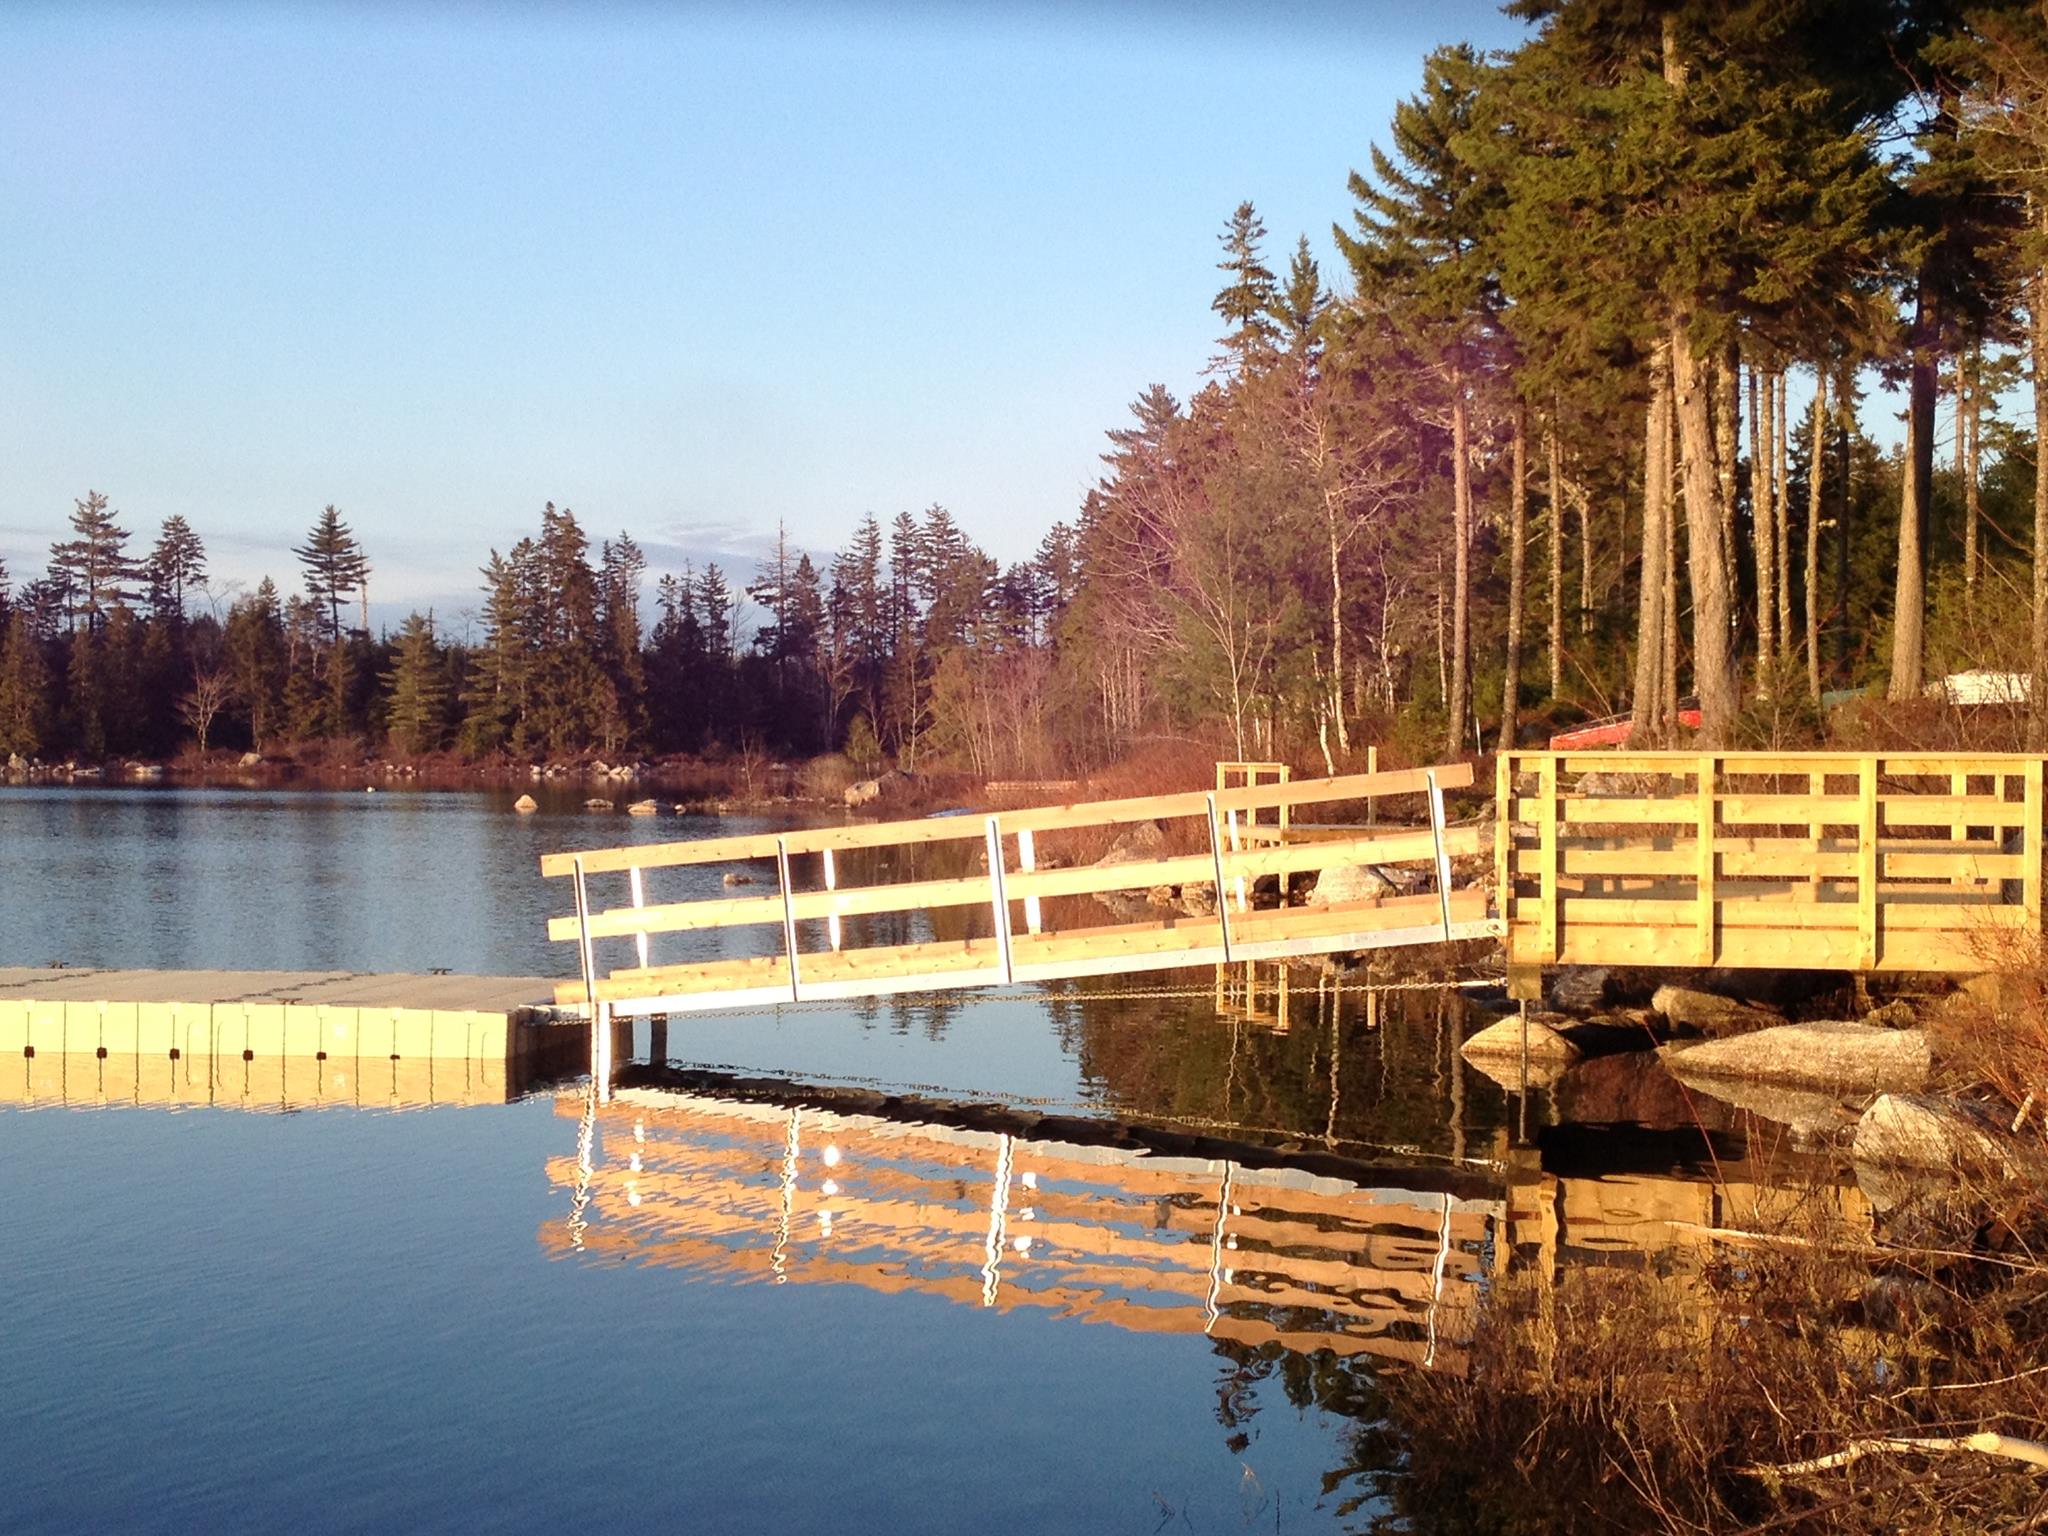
[{"left": 14, "top": 2, "right": 2048, "bottom": 771}]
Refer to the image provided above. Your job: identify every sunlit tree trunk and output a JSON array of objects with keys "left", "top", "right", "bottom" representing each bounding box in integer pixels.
[
  {"left": 1806, "top": 370, "right": 1828, "bottom": 704},
  {"left": 1775, "top": 371, "right": 1792, "bottom": 664},
  {"left": 1446, "top": 365, "right": 1473, "bottom": 757},
  {"left": 1889, "top": 282, "right": 1936, "bottom": 703},
  {"left": 1547, "top": 418, "right": 1563, "bottom": 701},
  {"left": 1631, "top": 347, "right": 1671, "bottom": 740},
  {"left": 2030, "top": 253, "right": 2048, "bottom": 750},
  {"left": 1673, "top": 318, "right": 1741, "bottom": 742},
  {"left": 1751, "top": 365, "right": 1775, "bottom": 684},
  {"left": 1499, "top": 402, "right": 1529, "bottom": 752}
]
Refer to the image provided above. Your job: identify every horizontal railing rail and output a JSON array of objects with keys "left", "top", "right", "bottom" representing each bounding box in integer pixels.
[{"left": 543, "top": 762, "right": 1494, "bottom": 1015}]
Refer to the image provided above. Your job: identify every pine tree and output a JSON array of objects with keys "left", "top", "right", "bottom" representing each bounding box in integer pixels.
[
  {"left": 49, "top": 491, "right": 140, "bottom": 630},
  {"left": 1212, "top": 201, "right": 1282, "bottom": 373},
  {"left": 145, "top": 516, "right": 207, "bottom": 621},
  {"left": 381, "top": 613, "right": 448, "bottom": 755},
  {"left": 0, "top": 609, "right": 52, "bottom": 757},
  {"left": 294, "top": 505, "right": 370, "bottom": 643}
]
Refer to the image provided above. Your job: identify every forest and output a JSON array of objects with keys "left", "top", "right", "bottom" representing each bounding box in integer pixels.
[{"left": 10, "top": 1, "right": 2048, "bottom": 775}]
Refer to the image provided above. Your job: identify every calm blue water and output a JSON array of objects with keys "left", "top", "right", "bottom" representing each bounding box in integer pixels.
[{"left": 0, "top": 786, "right": 1523, "bottom": 1532}]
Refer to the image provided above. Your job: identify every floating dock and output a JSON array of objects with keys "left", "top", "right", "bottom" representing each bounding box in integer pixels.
[{"left": 0, "top": 968, "right": 581, "bottom": 1109}]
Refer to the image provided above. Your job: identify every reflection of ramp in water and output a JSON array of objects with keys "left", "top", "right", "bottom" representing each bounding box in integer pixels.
[{"left": 541, "top": 1087, "right": 1499, "bottom": 1368}]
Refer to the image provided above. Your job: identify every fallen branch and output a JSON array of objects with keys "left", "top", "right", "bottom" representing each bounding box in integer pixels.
[{"left": 1745, "top": 1431, "right": 2048, "bottom": 1478}]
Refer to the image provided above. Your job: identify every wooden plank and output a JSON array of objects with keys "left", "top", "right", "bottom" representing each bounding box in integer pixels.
[
  {"left": 2028, "top": 758, "right": 2044, "bottom": 940},
  {"left": 1513, "top": 796, "right": 1701, "bottom": 825},
  {"left": 1859, "top": 759, "right": 1879, "bottom": 969},
  {"left": 1696, "top": 754, "right": 1716, "bottom": 965},
  {"left": 1539, "top": 755, "right": 1559, "bottom": 961},
  {"left": 1716, "top": 794, "right": 1863, "bottom": 824},
  {"left": 1876, "top": 796, "right": 2032, "bottom": 828}
]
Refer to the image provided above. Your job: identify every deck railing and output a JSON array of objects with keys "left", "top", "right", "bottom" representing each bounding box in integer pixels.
[
  {"left": 542, "top": 763, "right": 1494, "bottom": 1016},
  {"left": 1498, "top": 750, "right": 2046, "bottom": 986}
]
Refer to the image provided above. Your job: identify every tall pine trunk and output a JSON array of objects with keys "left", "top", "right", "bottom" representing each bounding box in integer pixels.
[
  {"left": 1672, "top": 318, "right": 1741, "bottom": 743},
  {"left": 1774, "top": 371, "right": 1792, "bottom": 664},
  {"left": 1889, "top": 282, "right": 1937, "bottom": 702},
  {"left": 1446, "top": 368, "right": 1473, "bottom": 758},
  {"left": 1631, "top": 348, "right": 1671, "bottom": 740},
  {"left": 2030, "top": 251, "right": 2048, "bottom": 750},
  {"left": 1752, "top": 365, "right": 1776, "bottom": 683},
  {"left": 1498, "top": 403, "right": 1529, "bottom": 752},
  {"left": 1805, "top": 370, "right": 1828, "bottom": 704},
  {"left": 1547, "top": 419, "right": 1563, "bottom": 700}
]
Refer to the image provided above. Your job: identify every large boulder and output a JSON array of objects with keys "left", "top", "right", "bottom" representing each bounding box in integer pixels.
[
  {"left": 1651, "top": 983, "right": 1785, "bottom": 1037},
  {"left": 512, "top": 793, "right": 539, "bottom": 814},
  {"left": 1461, "top": 1014, "right": 1581, "bottom": 1063},
  {"left": 626, "top": 799, "right": 659, "bottom": 816},
  {"left": 844, "top": 779, "right": 881, "bottom": 808},
  {"left": 1853, "top": 1092, "right": 2044, "bottom": 1177},
  {"left": 1097, "top": 820, "right": 1167, "bottom": 867},
  {"left": 1548, "top": 967, "right": 1614, "bottom": 1013},
  {"left": 1307, "top": 864, "right": 1395, "bottom": 906},
  {"left": 1659, "top": 1021, "right": 1929, "bottom": 1094}
]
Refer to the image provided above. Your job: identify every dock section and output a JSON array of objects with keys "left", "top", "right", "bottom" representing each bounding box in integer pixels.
[{"left": 0, "top": 968, "right": 581, "bottom": 1110}]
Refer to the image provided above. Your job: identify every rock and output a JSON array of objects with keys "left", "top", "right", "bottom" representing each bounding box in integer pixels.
[
  {"left": 1651, "top": 984, "right": 1785, "bottom": 1037},
  {"left": 722, "top": 872, "right": 756, "bottom": 887},
  {"left": 1861, "top": 999, "right": 1921, "bottom": 1030},
  {"left": 1957, "top": 970, "right": 2032, "bottom": 1016},
  {"left": 1145, "top": 884, "right": 1176, "bottom": 909},
  {"left": 1550, "top": 1050, "right": 1733, "bottom": 1130},
  {"left": 1660, "top": 1022, "right": 1929, "bottom": 1095},
  {"left": 584, "top": 797, "right": 614, "bottom": 812},
  {"left": 1674, "top": 1075, "right": 1863, "bottom": 1137},
  {"left": 845, "top": 779, "right": 881, "bottom": 808},
  {"left": 512, "top": 794, "right": 539, "bottom": 814},
  {"left": 1853, "top": 1092, "right": 2045, "bottom": 1177},
  {"left": 626, "top": 799, "right": 659, "bottom": 816},
  {"left": 1462, "top": 1052, "right": 1571, "bottom": 1094},
  {"left": 590, "top": 760, "right": 611, "bottom": 777},
  {"left": 529, "top": 765, "right": 544, "bottom": 781},
  {"left": 1179, "top": 882, "right": 1218, "bottom": 918},
  {"left": 1097, "top": 820, "right": 1167, "bottom": 867},
  {"left": 239, "top": 751, "right": 263, "bottom": 768},
  {"left": 127, "top": 762, "right": 164, "bottom": 780},
  {"left": 1306, "top": 864, "right": 1395, "bottom": 906},
  {"left": 1547, "top": 967, "right": 1614, "bottom": 1013},
  {"left": 1461, "top": 1015, "right": 1581, "bottom": 1064}
]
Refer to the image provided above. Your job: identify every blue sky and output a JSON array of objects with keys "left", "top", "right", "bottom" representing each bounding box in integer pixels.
[{"left": 2, "top": 1, "right": 1530, "bottom": 635}]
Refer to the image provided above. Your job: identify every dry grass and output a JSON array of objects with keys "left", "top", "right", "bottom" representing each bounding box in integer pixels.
[
  {"left": 1938, "top": 935, "right": 2048, "bottom": 1145},
  {"left": 1366, "top": 1174, "right": 2048, "bottom": 1535}
]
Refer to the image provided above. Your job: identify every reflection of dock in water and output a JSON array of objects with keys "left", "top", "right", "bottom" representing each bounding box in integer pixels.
[
  {"left": 546, "top": 1086, "right": 1498, "bottom": 1368},
  {"left": 542, "top": 1085, "right": 1880, "bottom": 1370},
  {"left": 0, "top": 967, "right": 582, "bottom": 1109}
]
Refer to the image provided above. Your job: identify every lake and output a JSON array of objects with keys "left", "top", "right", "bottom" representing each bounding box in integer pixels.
[{"left": 0, "top": 784, "right": 1755, "bottom": 1533}]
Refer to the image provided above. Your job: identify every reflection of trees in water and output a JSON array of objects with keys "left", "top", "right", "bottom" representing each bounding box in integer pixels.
[{"left": 1041, "top": 975, "right": 1514, "bottom": 1156}]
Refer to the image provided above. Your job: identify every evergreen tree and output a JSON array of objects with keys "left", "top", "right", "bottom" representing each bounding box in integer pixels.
[
  {"left": 1212, "top": 201, "right": 1282, "bottom": 372},
  {"left": 294, "top": 504, "right": 370, "bottom": 643},
  {"left": 381, "top": 613, "right": 449, "bottom": 755},
  {"left": 145, "top": 516, "right": 207, "bottom": 621},
  {"left": 0, "top": 610, "right": 52, "bottom": 757},
  {"left": 49, "top": 491, "right": 141, "bottom": 630}
]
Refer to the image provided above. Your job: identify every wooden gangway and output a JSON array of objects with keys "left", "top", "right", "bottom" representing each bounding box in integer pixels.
[
  {"left": 541, "top": 764, "right": 1496, "bottom": 1019},
  {"left": 1499, "top": 750, "right": 2047, "bottom": 992}
]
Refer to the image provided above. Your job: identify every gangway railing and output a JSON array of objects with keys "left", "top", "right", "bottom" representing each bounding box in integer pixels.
[{"left": 541, "top": 763, "right": 1495, "bottom": 1018}]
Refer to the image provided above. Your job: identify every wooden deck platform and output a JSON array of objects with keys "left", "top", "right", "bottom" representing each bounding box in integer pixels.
[{"left": 1499, "top": 751, "right": 2048, "bottom": 995}]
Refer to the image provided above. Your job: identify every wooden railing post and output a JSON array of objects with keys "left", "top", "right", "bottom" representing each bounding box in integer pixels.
[
  {"left": 1538, "top": 754, "right": 1559, "bottom": 962},
  {"left": 1696, "top": 754, "right": 1717, "bottom": 966},
  {"left": 1206, "top": 793, "right": 1234, "bottom": 962},
  {"left": 1016, "top": 828, "right": 1042, "bottom": 935},
  {"left": 2026, "top": 758, "right": 2044, "bottom": 941},
  {"left": 775, "top": 837, "right": 801, "bottom": 1002},
  {"left": 1426, "top": 770, "right": 1453, "bottom": 940},
  {"left": 571, "top": 855, "right": 599, "bottom": 1020},
  {"left": 821, "top": 849, "right": 841, "bottom": 951},
  {"left": 629, "top": 865, "right": 650, "bottom": 971},
  {"left": 985, "top": 816, "right": 1015, "bottom": 984},
  {"left": 1858, "top": 757, "right": 1880, "bottom": 970}
]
